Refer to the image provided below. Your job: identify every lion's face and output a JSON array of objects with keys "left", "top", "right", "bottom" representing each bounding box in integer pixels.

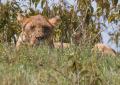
[
  {"left": 23, "top": 21, "right": 53, "bottom": 45},
  {"left": 16, "top": 13, "right": 61, "bottom": 48}
]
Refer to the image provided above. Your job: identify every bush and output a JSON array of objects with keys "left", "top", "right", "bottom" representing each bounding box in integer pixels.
[{"left": 0, "top": 2, "right": 21, "bottom": 44}]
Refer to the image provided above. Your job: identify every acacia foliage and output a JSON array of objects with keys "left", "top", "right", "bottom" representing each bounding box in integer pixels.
[
  {"left": 31, "top": 0, "right": 120, "bottom": 44},
  {"left": 0, "top": 2, "right": 21, "bottom": 43}
]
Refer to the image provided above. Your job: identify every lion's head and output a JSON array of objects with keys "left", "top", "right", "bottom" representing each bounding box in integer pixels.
[{"left": 16, "top": 13, "right": 61, "bottom": 49}]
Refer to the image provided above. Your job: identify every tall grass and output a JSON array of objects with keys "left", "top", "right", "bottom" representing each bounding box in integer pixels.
[
  {"left": 0, "top": 1, "right": 120, "bottom": 85},
  {"left": 0, "top": 44, "right": 120, "bottom": 85}
]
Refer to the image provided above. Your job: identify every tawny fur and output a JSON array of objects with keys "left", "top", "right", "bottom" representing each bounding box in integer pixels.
[
  {"left": 92, "top": 43, "right": 116, "bottom": 56},
  {"left": 48, "top": 16, "right": 61, "bottom": 26},
  {"left": 54, "top": 42, "right": 70, "bottom": 48},
  {"left": 16, "top": 13, "right": 61, "bottom": 50}
]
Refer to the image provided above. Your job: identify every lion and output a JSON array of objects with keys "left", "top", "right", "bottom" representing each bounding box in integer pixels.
[
  {"left": 16, "top": 13, "right": 61, "bottom": 50},
  {"left": 92, "top": 43, "right": 116, "bottom": 56}
]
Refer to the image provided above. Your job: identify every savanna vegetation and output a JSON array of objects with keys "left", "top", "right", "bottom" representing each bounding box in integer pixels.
[{"left": 0, "top": 0, "right": 120, "bottom": 85}]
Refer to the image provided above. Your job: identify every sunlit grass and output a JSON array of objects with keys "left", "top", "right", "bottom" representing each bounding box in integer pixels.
[{"left": 0, "top": 44, "right": 120, "bottom": 85}]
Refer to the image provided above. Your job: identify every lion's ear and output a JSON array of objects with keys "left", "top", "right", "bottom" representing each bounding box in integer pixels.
[
  {"left": 17, "top": 13, "right": 24, "bottom": 22},
  {"left": 48, "top": 16, "right": 61, "bottom": 27}
]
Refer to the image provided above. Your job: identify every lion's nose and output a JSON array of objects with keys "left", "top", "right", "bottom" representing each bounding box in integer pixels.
[
  {"left": 35, "top": 36, "right": 45, "bottom": 45},
  {"left": 36, "top": 36, "right": 45, "bottom": 41}
]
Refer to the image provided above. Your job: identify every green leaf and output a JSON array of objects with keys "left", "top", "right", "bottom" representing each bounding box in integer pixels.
[
  {"left": 112, "top": 0, "right": 118, "bottom": 7},
  {"left": 41, "top": 0, "right": 46, "bottom": 8}
]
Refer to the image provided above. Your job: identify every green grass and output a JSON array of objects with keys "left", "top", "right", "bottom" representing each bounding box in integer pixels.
[{"left": 0, "top": 44, "right": 120, "bottom": 85}]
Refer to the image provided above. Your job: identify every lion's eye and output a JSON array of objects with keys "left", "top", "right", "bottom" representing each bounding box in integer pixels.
[
  {"left": 42, "top": 25, "right": 51, "bottom": 34},
  {"left": 30, "top": 25, "right": 35, "bottom": 30}
]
